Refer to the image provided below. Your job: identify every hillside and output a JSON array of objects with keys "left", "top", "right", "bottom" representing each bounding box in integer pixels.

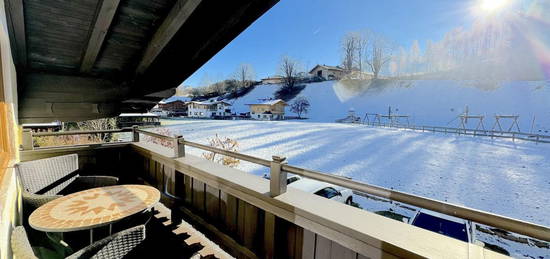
[{"left": 229, "top": 80, "right": 550, "bottom": 133}]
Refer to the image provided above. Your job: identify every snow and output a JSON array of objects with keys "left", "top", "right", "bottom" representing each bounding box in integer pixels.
[
  {"left": 229, "top": 80, "right": 550, "bottom": 132},
  {"left": 161, "top": 119, "right": 550, "bottom": 226}
]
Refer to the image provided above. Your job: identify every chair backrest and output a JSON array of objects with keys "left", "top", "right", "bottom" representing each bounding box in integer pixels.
[
  {"left": 11, "top": 226, "right": 38, "bottom": 259},
  {"left": 15, "top": 154, "right": 79, "bottom": 195}
]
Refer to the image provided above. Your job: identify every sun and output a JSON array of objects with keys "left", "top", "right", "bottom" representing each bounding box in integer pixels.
[{"left": 478, "top": 0, "right": 511, "bottom": 13}]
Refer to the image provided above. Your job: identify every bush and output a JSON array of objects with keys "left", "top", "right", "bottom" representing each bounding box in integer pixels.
[{"left": 201, "top": 134, "right": 240, "bottom": 168}]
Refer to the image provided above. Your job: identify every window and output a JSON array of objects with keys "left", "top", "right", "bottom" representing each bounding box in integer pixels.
[
  {"left": 314, "top": 187, "right": 340, "bottom": 199},
  {"left": 287, "top": 176, "right": 300, "bottom": 185}
]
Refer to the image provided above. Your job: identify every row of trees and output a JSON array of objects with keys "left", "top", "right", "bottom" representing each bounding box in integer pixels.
[
  {"left": 181, "top": 63, "right": 257, "bottom": 99},
  {"left": 341, "top": 30, "right": 393, "bottom": 78},
  {"left": 346, "top": 16, "right": 539, "bottom": 81}
]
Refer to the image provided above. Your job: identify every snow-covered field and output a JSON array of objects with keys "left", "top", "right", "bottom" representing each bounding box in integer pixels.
[
  {"left": 230, "top": 80, "right": 550, "bottom": 132},
  {"left": 161, "top": 120, "right": 550, "bottom": 225},
  {"left": 158, "top": 119, "right": 550, "bottom": 258}
]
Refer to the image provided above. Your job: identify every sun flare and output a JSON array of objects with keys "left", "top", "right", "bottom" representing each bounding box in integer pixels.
[{"left": 479, "top": 0, "right": 511, "bottom": 13}]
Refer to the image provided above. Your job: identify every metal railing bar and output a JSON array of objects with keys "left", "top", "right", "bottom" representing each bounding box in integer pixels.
[{"left": 280, "top": 163, "right": 550, "bottom": 242}]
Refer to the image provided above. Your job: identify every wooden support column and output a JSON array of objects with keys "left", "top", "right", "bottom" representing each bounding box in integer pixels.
[
  {"left": 21, "top": 129, "right": 33, "bottom": 150},
  {"left": 270, "top": 155, "right": 287, "bottom": 197},
  {"left": 132, "top": 125, "right": 139, "bottom": 142},
  {"left": 174, "top": 136, "right": 185, "bottom": 157}
]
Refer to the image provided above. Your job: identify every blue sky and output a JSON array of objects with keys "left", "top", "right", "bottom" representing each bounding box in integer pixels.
[{"left": 182, "top": 0, "right": 476, "bottom": 87}]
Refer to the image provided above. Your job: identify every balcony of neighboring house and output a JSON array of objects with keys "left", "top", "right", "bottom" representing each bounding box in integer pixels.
[{"left": 9, "top": 128, "right": 549, "bottom": 259}]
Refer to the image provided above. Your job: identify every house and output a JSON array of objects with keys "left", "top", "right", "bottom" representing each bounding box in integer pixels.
[
  {"left": 188, "top": 99, "right": 232, "bottom": 118},
  {"left": 158, "top": 96, "right": 189, "bottom": 117},
  {"left": 246, "top": 99, "right": 287, "bottom": 120},
  {"left": 309, "top": 64, "right": 346, "bottom": 80},
  {"left": 261, "top": 76, "right": 284, "bottom": 84}
]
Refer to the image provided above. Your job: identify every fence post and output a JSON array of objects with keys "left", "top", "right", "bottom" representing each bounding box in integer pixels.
[
  {"left": 132, "top": 125, "right": 139, "bottom": 142},
  {"left": 270, "top": 155, "right": 287, "bottom": 197},
  {"left": 174, "top": 136, "right": 185, "bottom": 158},
  {"left": 22, "top": 129, "right": 34, "bottom": 150}
]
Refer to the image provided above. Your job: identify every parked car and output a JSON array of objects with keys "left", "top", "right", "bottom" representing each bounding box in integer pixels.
[
  {"left": 410, "top": 209, "right": 474, "bottom": 243},
  {"left": 263, "top": 174, "right": 353, "bottom": 204}
]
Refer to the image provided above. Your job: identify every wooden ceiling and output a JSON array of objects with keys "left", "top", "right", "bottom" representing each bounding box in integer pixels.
[{"left": 5, "top": 0, "right": 278, "bottom": 123}]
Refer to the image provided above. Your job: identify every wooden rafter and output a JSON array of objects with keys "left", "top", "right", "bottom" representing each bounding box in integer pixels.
[
  {"left": 80, "top": 0, "right": 121, "bottom": 73},
  {"left": 135, "top": 0, "right": 203, "bottom": 75},
  {"left": 5, "top": 0, "right": 27, "bottom": 67}
]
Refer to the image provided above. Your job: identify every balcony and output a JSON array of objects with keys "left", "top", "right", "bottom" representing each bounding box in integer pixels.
[{"left": 13, "top": 128, "right": 550, "bottom": 258}]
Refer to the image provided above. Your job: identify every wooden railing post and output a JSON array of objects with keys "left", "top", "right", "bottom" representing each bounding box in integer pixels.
[
  {"left": 174, "top": 136, "right": 185, "bottom": 157},
  {"left": 22, "top": 129, "right": 34, "bottom": 150},
  {"left": 270, "top": 155, "right": 287, "bottom": 197},
  {"left": 132, "top": 125, "right": 139, "bottom": 142}
]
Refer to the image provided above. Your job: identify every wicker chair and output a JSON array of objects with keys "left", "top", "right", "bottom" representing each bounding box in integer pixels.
[
  {"left": 15, "top": 154, "right": 119, "bottom": 216},
  {"left": 11, "top": 225, "right": 146, "bottom": 259}
]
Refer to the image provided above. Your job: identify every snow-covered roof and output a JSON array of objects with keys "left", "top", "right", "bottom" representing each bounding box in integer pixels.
[
  {"left": 261, "top": 75, "right": 283, "bottom": 80},
  {"left": 245, "top": 99, "right": 286, "bottom": 106},
  {"left": 159, "top": 95, "right": 190, "bottom": 104},
  {"left": 118, "top": 113, "right": 159, "bottom": 117},
  {"left": 22, "top": 121, "right": 62, "bottom": 127},
  {"left": 309, "top": 64, "right": 344, "bottom": 73}
]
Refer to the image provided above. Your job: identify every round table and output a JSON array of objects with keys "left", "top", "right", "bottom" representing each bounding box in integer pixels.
[{"left": 29, "top": 185, "right": 160, "bottom": 238}]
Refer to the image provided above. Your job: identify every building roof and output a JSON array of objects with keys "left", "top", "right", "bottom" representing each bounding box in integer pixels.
[
  {"left": 118, "top": 113, "right": 159, "bottom": 118},
  {"left": 190, "top": 100, "right": 232, "bottom": 106},
  {"left": 309, "top": 64, "right": 344, "bottom": 74},
  {"left": 246, "top": 99, "right": 287, "bottom": 106},
  {"left": 22, "top": 122, "right": 62, "bottom": 127},
  {"left": 11, "top": 0, "right": 279, "bottom": 123},
  {"left": 159, "top": 96, "right": 191, "bottom": 104},
  {"left": 261, "top": 76, "right": 284, "bottom": 80}
]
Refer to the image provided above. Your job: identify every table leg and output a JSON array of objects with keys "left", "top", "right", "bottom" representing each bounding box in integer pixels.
[
  {"left": 89, "top": 229, "right": 94, "bottom": 245},
  {"left": 109, "top": 224, "right": 112, "bottom": 235}
]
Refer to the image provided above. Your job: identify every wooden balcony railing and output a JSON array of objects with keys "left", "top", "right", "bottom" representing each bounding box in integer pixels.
[
  {"left": 20, "top": 127, "right": 550, "bottom": 258},
  {"left": 21, "top": 127, "right": 550, "bottom": 242}
]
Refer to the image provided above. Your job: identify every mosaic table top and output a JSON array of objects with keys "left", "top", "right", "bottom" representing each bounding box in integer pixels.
[{"left": 29, "top": 185, "right": 160, "bottom": 232}]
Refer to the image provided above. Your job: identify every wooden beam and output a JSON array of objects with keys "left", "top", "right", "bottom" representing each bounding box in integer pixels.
[
  {"left": 5, "top": 0, "right": 27, "bottom": 67},
  {"left": 80, "top": 0, "right": 121, "bottom": 73},
  {"left": 135, "top": 0, "right": 202, "bottom": 75}
]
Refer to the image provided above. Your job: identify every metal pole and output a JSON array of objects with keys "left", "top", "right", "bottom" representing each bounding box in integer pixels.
[{"left": 270, "top": 156, "right": 287, "bottom": 197}]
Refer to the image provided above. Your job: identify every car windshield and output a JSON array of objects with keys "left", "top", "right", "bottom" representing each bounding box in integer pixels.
[
  {"left": 412, "top": 213, "right": 469, "bottom": 242},
  {"left": 314, "top": 187, "right": 339, "bottom": 199}
]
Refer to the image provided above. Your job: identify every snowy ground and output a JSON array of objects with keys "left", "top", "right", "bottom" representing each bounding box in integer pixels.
[{"left": 157, "top": 119, "right": 550, "bottom": 258}]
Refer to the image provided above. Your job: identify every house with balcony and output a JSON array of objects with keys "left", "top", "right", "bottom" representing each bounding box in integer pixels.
[
  {"left": 309, "top": 64, "right": 346, "bottom": 80},
  {"left": 247, "top": 99, "right": 287, "bottom": 120},
  {"left": 0, "top": 0, "right": 546, "bottom": 259},
  {"left": 188, "top": 100, "right": 232, "bottom": 118}
]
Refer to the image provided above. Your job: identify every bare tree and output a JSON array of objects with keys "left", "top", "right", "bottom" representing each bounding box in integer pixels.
[
  {"left": 364, "top": 31, "right": 393, "bottom": 78},
  {"left": 233, "top": 64, "right": 255, "bottom": 92},
  {"left": 279, "top": 56, "right": 300, "bottom": 89},
  {"left": 341, "top": 33, "right": 358, "bottom": 73},
  {"left": 290, "top": 96, "right": 310, "bottom": 118}
]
